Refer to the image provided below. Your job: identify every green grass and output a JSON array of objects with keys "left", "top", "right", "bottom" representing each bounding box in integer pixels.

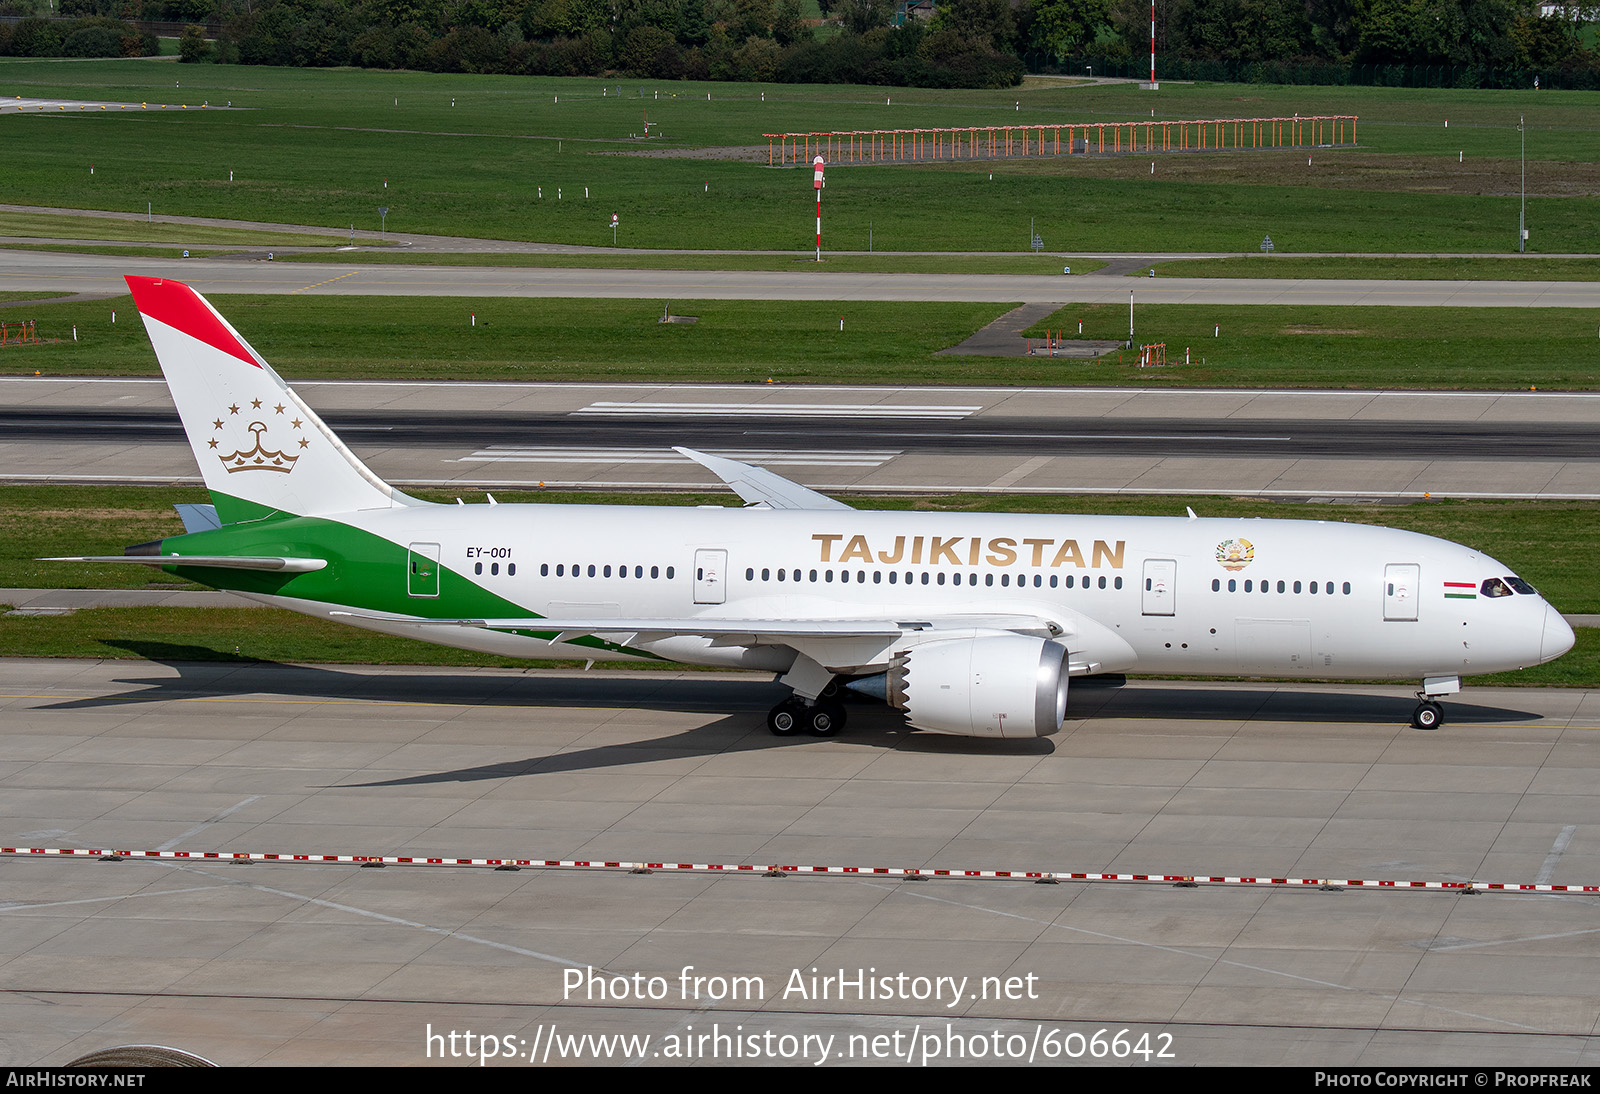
[
  {"left": 279, "top": 250, "right": 1109, "bottom": 274},
  {"left": 1023, "top": 303, "right": 1600, "bottom": 388},
  {"left": 1151, "top": 256, "right": 1600, "bottom": 280},
  {"left": 0, "top": 62, "right": 1596, "bottom": 253},
  {"left": 0, "top": 210, "right": 363, "bottom": 247},
  {"left": 0, "top": 244, "right": 248, "bottom": 259},
  {"left": 8, "top": 293, "right": 1600, "bottom": 388},
  {"left": 0, "top": 293, "right": 1013, "bottom": 381}
]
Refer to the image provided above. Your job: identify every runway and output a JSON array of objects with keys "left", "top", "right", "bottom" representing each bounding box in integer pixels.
[
  {"left": 3, "top": 658, "right": 1599, "bottom": 1065},
  {"left": 8, "top": 377, "right": 1600, "bottom": 499},
  {"left": 4, "top": 247, "right": 1600, "bottom": 306}
]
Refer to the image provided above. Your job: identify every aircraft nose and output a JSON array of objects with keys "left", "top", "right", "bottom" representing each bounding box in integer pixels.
[{"left": 1542, "top": 605, "right": 1576, "bottom": 663}]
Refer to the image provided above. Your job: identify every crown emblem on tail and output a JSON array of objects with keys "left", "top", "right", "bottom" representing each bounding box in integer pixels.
[{"left": 218, "top": 421, "right": 302, "bottom": 474}]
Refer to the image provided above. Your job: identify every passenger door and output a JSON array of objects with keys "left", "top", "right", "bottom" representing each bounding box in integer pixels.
[
  {"left": 694, "top": 549, "right": 727, "bottom": 605},
  {"left": 1383, "top": 563, "right": 1419, "bottom": 621},
  {"left": 1142, "top": 558, "right": 1176, "bottom": 616}
]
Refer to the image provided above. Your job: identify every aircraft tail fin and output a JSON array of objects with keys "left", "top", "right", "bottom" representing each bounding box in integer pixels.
[{"left": 125, "top": 276, "right": 420, "bottom": 523}]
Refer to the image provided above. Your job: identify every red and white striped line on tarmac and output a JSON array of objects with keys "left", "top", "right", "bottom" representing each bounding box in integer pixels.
[{"left": 3, "top": 846, "right": 1596, "bottom": 893}]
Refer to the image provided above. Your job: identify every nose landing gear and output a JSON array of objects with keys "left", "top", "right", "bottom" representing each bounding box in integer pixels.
[
  {"left": 1411, "top": 676, "right": 1459, "bottom": 730},
  {"left": 1411, "top": 701, "right": 1443, "bottom": 730}
]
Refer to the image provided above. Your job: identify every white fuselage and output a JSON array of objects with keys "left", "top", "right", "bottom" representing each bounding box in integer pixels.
[{"left": 265, "top": 504, "right": 1570, "bottom": 683}]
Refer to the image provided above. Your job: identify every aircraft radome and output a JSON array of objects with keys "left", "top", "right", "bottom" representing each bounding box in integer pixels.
[{"left": 53, "top": 276, "right": 1576, "bottom": 738}]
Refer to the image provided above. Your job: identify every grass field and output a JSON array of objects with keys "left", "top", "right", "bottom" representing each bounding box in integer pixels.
[
  {"left": 3, "top": 484, "right": 1594, "bottom": 684},
  {"left": 0, "top": 62, "right": 1596, "bottom": 254},
  {"left": 3, "top": 293, "right": 1595, "bottom": 389},
  {"left": 0, "top": 210, "right": 363, "bottom": 247},
  {"left": 274, "top": 250, "right": 1110, "bottom": 274}
]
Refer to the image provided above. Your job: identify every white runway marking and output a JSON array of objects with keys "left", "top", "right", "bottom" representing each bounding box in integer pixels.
[
  {"left": 573, "top": 401, "right": 980, "bottom": 419},
  {"left": 457, "top": 446, "right": 900, "bottom": 468}
]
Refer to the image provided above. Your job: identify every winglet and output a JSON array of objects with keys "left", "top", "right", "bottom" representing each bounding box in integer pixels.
[{"left": 676, "top": 447, "right": 853, "bottom": 511}]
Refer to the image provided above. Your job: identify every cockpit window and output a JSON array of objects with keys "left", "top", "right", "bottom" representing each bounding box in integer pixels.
[
  {"left": 1481, "top": 578, "right": 1514, "bottom": 598},
  {"left": 1506, "top": 576, "right": 1538, "bottom": 595}
]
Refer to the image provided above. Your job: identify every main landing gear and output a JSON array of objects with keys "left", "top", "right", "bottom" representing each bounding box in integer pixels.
[{"left": 767, "top": 695, "right": 847, "bottom": 737}]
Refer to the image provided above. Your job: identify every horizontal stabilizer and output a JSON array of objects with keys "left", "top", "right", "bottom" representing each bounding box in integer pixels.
[
  {"left": 173, "top": 503, "right": 222, "bottom": 533},
  {"left": 46, "top": 555, "right": 327, "bottom": 573}
]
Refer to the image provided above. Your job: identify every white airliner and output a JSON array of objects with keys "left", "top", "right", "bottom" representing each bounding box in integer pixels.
[{"left": 60, "top": 276, "right": 1575, "bottom": 737}]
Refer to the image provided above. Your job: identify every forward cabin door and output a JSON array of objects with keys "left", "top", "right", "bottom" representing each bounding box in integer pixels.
[
  {"left": 1142, "top": 558, "right": 1176, "bottom": 616},
  {"left": 407, "top": 542, "right": 441, "bottom": 598},
  {"left": 694, "top": 549, "right": 727, "bottom": 605},
  {"left": 1384, "top": 563, "right": 1420, "bottom": 621}
]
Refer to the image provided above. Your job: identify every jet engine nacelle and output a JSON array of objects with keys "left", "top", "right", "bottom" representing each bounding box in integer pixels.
[{"left": 886, "top": 635, "right": 1070, "bottom": 738}]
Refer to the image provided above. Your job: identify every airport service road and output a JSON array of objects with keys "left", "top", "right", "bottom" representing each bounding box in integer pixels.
[
  {"left": 6, "top": 378, "right": 1600, "bottom": 500},
  {"left": 4, "top": 248, "right": 1600, "bottom": 306},
  {"left": 3, "top": 658, "right": 1599, "bottom": 1066}
]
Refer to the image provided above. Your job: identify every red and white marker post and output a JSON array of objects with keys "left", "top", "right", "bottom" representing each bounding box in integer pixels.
[{"left": 813, "top": 155, "right": 825, "bottom": 261}]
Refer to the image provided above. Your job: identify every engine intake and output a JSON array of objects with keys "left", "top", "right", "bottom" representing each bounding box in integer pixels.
[{"left": 885, "top": 635, "right": 1070, "bottom": 738}]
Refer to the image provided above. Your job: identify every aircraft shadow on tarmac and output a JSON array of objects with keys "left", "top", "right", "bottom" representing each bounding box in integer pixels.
[{"left": 33, "top": 643, "right": 1552, "bottom": 786}]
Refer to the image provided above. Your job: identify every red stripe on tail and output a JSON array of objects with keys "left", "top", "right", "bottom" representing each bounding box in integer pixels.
[{"left": 124, "top": 276, "right": 260, "bottom": 369}]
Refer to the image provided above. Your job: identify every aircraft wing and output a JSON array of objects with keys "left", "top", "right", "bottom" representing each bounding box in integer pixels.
[
  {"left": 333, "top": 608, "right": 1130, "bottom": 675},
  {"left": 331, "top": 611, "right": 1067, "bottom": 644},
  {"left": 46, "top": 555, "right": 327, "bottom": 572},
  {"left": 675, "top": 447, "right": 854, "bottom": 511}
]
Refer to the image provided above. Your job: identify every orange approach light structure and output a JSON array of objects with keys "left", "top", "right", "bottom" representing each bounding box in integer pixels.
[{"left": 765, "top": 115, "right": 1357, "bottom": 166}]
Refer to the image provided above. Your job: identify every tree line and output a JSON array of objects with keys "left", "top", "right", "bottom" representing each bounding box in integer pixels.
[{"left": 21, "top": 0, "right": 1599, "bottom": 88}]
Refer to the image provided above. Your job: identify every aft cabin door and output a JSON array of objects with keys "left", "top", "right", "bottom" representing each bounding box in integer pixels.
[
  {"left": 693, "top": 549, "right": 727, "bottom": 605},
  {"left": 1384, "top": 563, "right": 1419, "bottom": 621},
  {"left": 1142, "top": 558, "right": 1176, "bottom": 616},
  {"left": 407, "top": 542, "right": 441, "bottom": 598}
]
